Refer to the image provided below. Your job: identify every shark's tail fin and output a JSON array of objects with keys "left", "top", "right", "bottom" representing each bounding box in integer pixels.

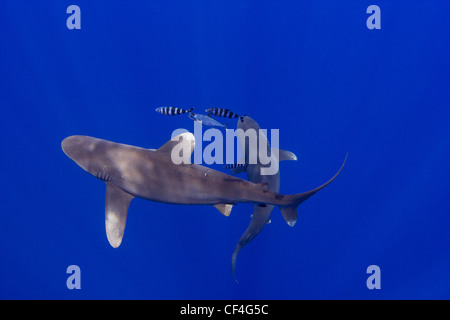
[
  {"left": 231, "top": 245, "right": 241, "bottom": 284},
  {"left": 279, "top": 153, "right": 347, "bottom": 226}
]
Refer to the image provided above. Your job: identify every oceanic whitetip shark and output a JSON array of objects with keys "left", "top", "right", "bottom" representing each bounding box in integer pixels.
[
  {"left": 61, "top": 133, "right": 346, "bottom": 254},
  {"left": 228, "top": 116, "right": 298, "bottom": 282}
]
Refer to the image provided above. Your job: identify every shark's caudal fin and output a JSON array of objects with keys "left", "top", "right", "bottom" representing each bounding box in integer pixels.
[
  {"left": 279, "top": 153, "right": 348, "bottom": 227},
  {"left": 105, "top": 183, "right": 135, "bottom": 248},
  {"left": 231, "top": 246, "right": 241, "bottom": 283},
  {"left": 231, "top": 206, "right": 273, "bottom": 283}
]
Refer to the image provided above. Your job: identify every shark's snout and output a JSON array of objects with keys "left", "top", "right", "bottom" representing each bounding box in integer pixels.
[
  {"left": 61, "top": 136, "right": 76, "bottom": 158},
  {"left": 237, "top": 115, "right": 257, "bottom": 131},
  {"left": 61, "top": 135, "right": 100, "bottom": 173},
  {"left": 61, "top": 135, "right": 85, "bottom": 159},
  {"left": 62, "top": 135, "right": 119, "bottom": 179}
]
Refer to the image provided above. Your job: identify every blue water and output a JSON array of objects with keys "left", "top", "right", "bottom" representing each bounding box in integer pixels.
[{"left": 1, "top": 1, "right": 449, "bottom": 299}]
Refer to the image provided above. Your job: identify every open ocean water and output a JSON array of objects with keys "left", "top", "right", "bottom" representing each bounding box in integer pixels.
[{"left": 1, "top": 1, "right": 449, "bottom": 300}]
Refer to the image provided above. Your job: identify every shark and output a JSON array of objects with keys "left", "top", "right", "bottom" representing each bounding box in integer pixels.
[
  {"left": 228, "top": 115, "right": 298, "bottom": 282},
  {"left": 61, "top": 132, "right": 346, "bottom": 253}
]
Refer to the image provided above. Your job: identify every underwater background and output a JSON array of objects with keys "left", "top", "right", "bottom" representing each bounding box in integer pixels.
[{"left": 1, "top": 0, "right": 449, "bottom": 299}]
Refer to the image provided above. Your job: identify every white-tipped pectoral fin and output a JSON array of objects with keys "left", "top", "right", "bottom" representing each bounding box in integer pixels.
[
  {"left": 272, "top": 149, "right": 298, "bottom": 161},
  {"left": 105, "top": 183, "right": 135, "bottom": 248}
]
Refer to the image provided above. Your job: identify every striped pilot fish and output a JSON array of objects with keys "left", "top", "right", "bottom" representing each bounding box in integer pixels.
[
  {"left": 155, "top": 106, "right": 194, "bottom": 116},
  {"left": 224, "top": 163, "right": 248, "bottom": 170},
  {"left": 205, "top": 108, "right": 240, "bottom": 119}
]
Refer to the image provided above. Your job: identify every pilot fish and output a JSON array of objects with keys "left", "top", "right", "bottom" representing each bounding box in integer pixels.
[
  {"left": 155, "top": 106, "right": 194, "bottom": 116},
  {"left": 205, "top": 108, "right": 240, "bottom": 119},
  {"left": 224, "top": 163, "right": 248, "bottom": 170}
]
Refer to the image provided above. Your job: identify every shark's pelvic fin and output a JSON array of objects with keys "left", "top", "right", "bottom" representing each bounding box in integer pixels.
[
  {"left": 213, "top": 203, "right": 234, "bottom": 216},
  {"left": 157, "top": 132, "right": 195, "bottom": 163},
  {"left": 105, "top": 183, "right": 135, "bottom": 248}
]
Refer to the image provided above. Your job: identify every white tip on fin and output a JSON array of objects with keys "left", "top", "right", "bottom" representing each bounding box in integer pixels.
[
  {"left": 273, "top": 149, "right": 298, "bottom": 161},
  {"left": 105, "top": 183, "right": 134, "bottom": 248},
  {"left": 213, "top": 204, "right": 234, "bottom": 216},
  {"left": 157, "top": 132, "right": 195, "bottom": 164}
]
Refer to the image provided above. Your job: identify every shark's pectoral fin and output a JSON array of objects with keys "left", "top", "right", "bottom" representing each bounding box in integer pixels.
[
  {"left": 105, "top": 183, "right": 135, "bottom": 248},
  {"left": 272, "top": 148, "right": 298, "bottom": 161},
  {"left": 213, "top": 204, "right": 234, "bottom": 216}
]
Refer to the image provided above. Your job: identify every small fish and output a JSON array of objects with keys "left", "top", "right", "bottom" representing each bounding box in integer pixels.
[
  {"left": 155, "top": 107, "right": 193, "bottom": 116},
  {"left": 224, "top": 163, "right": 248, "bottom": 170},
  {"left": 205, "top": 108, "right": 240, "bottom": 119},
  {"left": 189, "top": 113, "right": 226, "bottom": 127}
]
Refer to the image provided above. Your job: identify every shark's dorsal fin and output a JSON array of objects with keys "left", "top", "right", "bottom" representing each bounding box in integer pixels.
[
  {"left": 157, "top": 132, "right": 195, "bottom": 154},
  {"left": 213, "top": 203, "right": 234, "bottom": 216},
  {"left": 157, "top": 132, "right": 195, "bottom": 164},
  {"left": 105, "top": 183, "right": 135, "bottom": 248}
]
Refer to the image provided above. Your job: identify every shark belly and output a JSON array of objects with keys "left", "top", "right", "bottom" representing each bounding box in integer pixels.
[
  {"left": 115, "top": 159, "right": 283, "bottom": 206},
  {"left": 111, "top": 156, "right": 251, "bottom": 205}
]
